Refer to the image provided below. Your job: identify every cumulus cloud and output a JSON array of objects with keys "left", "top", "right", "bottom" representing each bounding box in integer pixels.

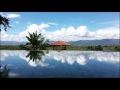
[
  {"left": 91, "top": 26, "right": 119, "bottom": 40},
  {"left": 1, "top": 23, "right": 49, "bottom": 41},
  {"left": 0, "top": 23, "right": 119, "bottom": 42},
  {"left": 44, "top": 26, "right": 90, "bottom": 41},
  {"left": 44, "top": 25, "right": 119, "bottom": 41},
  {"left": 6, "top": 13, "right": 20, "bottom": 18}
]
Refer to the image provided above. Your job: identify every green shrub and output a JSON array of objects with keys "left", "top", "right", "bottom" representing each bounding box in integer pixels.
[
  {"left": 95, "top": 45, "right": 103, "bottom": 51},
  {"left": 114, "top": 46, "right": 120, "bottom": 51},
  {"left": 87, "top": 45, "right": 103, "bottom": 51}
]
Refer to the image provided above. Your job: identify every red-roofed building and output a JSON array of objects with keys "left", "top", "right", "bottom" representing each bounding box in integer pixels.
[{"left": 49, "top": 41, "right": 70, "bottom": 50}]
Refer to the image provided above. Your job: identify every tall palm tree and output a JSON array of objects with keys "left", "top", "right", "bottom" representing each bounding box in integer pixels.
[
  {"left": 0, "top": 15, "right": 11, "bottom": 32},
  {"left": 26, "top": 31, "right": 49, "bottom": 50}
]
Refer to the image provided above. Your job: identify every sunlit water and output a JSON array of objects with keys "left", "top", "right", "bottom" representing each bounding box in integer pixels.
[{"left": 0, "top": 50, "right": 119, "bottom": 78}]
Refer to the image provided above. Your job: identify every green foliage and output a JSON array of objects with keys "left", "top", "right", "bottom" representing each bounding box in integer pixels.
[
  {"left": 26, "top": 50, "right": 45, "bottom": 62},
  {"left": 114, "top": 46, "right": 120, "bottom": 51},
  {"left": 87, "top": 46, "right": 93, "bottom": 50},
  {"left": 0, "top": 45, "right": 120, "bottom": 51},
  {"left": 95, "top": 45, "right": 103, "bottom": 50},
  {"left": 0, "top": 15, "right": 11, "bottom": 31},
  {"left": 18, "top": 44, "right": 31, "bottom": 50},
  {"left": 26, "top": 31, "right": 49, "bottom": 50},
  {"left": 65, "top": 46, "right": 87, "bottom": 50},
  {"left": 87, "top": 45, "right": 103, "bottom": 51}
]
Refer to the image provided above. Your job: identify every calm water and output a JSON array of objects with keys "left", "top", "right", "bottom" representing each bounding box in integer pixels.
[{"left": 0, "top": 50, "right": 119, "bottom": 78}]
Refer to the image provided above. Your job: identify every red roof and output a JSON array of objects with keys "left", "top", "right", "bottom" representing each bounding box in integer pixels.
[{"left": 49, "top": 41, "right": 70, "bottom": 46}]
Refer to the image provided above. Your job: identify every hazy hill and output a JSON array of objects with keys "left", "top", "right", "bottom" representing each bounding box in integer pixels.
[{"left": 1, "top": 39, "right": 120, "bottom": 46}]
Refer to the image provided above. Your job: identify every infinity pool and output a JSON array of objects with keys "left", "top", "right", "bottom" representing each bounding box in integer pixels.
[{"left": 0, "top": 50, "right": 119, "bottom": 78}]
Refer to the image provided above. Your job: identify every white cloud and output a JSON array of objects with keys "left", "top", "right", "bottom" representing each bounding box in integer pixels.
[
  {"left": 1, "top": 23, "right": 119, "bottom": 42},
  {"left": 6, "top": 14, "right": 20, "bottom": 18},
  {"left": 1, "top": 23, "right": 49, "bottom": 42},
  {"left": 44, "top": 26, "right": 90, "bottom": 41},
  {"left": 47, "top": 22, "right": 58, "bottom": 26},
  {"left": 14, "top": 21, "right": 19, "bottom": 24},
  {"left": 91, "top": 26, "right": 119, "bottom": 40},
  {"left": 19, "top": 23, "right": 49, "bottom": 41},
  {"left": 0, "top": 12, "right": 20, "bottom": 18},
  {"left": 45, "top": 25, "right": 119, "bottom": 41}
]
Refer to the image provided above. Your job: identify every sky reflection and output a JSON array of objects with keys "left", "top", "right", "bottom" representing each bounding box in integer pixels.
[
  {"left": 1, "top": 50, "right": 119, "bottom": 66},
  {"left": 0, "top": 50, "right": 119, "bottom": 78}
]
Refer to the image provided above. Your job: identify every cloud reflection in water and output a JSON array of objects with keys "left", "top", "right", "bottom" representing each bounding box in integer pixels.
[{"left": 0, "top": 50, "right": 119, "bottom": 66}]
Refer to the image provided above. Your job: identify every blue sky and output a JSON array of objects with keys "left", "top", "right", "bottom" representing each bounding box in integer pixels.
[{"left": 0, "top": 12, "right": 119, "bottom": 41}]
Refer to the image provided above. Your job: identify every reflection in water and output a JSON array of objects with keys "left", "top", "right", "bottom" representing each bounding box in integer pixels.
[
  {"left": 0, "top": 50, "right": 49, "bottom": 67},
  {"left": 0, "top": 50, "right": 119, "bottom": 66},
  {"left": 47, "top": 51, "right": 119, "bottom": 65},
  {"left": 0, "top": 50, "right": 28, "bottom": 61},
  {"left": 25, "top": 50, "right": 49, "bottom": 67},
  {"left": 0, "top": 50, "right": 119, "bottom": 78},
  {"left": 56, "top": 50, "right": 63, "bottom": 52},
  {"left": 0, "top": 65, "right": 10, "bottom": 78},
  {"left": 26, "top": 51, "right": 45, "bottom": 62}
]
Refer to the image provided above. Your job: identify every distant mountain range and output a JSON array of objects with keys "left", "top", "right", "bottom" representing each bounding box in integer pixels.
[
  {"left": 0, "top": 39, "right": 120, "bottom": 46},
  {"left": 0, "top": 41, "right": 54, "bottom": 45},
  {"left": 67, "top": 39, "right": 120, "bottom": 46},
  {"left": 0, "top": 41, "right": 26, "bottom": 45}
]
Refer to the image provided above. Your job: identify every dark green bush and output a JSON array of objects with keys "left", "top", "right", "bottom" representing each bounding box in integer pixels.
[
  {"left": 87, "top": 45, "right": 103, "bottom": 51},
  {"left": 114, "top": 46, "right": 120, "bottom": 51}
]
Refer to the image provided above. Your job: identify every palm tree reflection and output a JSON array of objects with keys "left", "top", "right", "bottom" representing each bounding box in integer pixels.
[
  {"left": 0, "top": 65, "right": 10, "bottom": 78},
  {"left": 26, "top": 50, "right": 49, "bottom": 62}
]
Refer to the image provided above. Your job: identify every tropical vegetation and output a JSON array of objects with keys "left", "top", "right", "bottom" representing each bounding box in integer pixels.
[
  {"left": 0, "top": 45, "right": 120, "bottom": 51},
  {"left": 26, "top": 50, "right": 45, "bottom": 62},
  {"left": 0, "top": 14, "right": 119, "bottom": 51},
  {"left": 25, "top": 31, "right": 49, "bottom": 50},
  {"left": 0, "top": 15, "right": 11, "bottom": 31}
]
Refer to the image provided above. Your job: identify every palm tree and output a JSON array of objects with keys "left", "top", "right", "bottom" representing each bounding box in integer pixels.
[
  {"left": 0, "top": 15, "right": 11, "bottom": 32},
  {"left": 26, "top": 50, "right": 45, "bottom": 62},
  {"left": 26, "top": 31, "right": 49, "bottom": 50}
]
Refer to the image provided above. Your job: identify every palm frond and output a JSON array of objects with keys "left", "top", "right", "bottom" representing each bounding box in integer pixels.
[{"left": 0, "top": 15, "right": 11, "bottom": 31}]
